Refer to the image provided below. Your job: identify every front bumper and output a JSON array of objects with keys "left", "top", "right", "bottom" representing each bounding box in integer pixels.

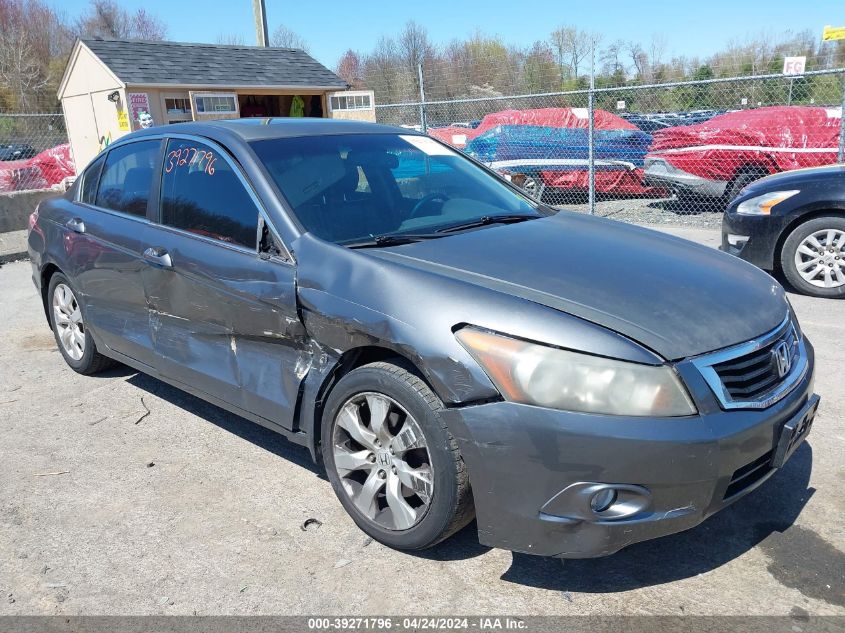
[
  {"left": 442, "top": 340, "right": 816, "bottom": 558},
  {"left": 644, "top": 157, "right": 728, "bottom": 197},
  {"left": 721, "top": 209, "right": 788, "bottom": 270}
]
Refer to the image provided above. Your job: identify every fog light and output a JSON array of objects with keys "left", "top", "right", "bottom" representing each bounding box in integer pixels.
[
  {"left": 727, "top": 234, "right": 749, "bottom": 247},
  {"left": 590, "top": 488, "right": 618, "bottom": 514}
]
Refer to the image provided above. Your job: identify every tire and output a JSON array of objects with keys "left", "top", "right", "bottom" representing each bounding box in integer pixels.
[
  {"left": 47, "top": 272, "right": 115, "bottom": 374},
  {"left": 725, "top": 168, "right": 769, "bottom": 204},
  {"left": 781, "top": 216, "right": 845, "bottom": 299},
  {"left": 674, "top": 190, "right": 709, "bottom": 214},
  {"left": 320, "top": 360, "right": 474, "bottom": 550}
]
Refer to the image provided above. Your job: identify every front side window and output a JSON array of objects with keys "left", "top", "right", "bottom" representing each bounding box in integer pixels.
[
  {"left": 160, "top": 139, "right": 259, "bottom": 249},
  {"left": 95, "top": 141, "right": 160, "bottom": 216},
  {"left": 250, "top": 133, "right": 541, "bottom": 244}
]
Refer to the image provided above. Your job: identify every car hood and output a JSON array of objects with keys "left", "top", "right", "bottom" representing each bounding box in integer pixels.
[
  {"left": 743, "top": 164, "right": 845, "bottom": 194},
  {"left": 366, "top": 212, "right": 787, "bottom": 360}
]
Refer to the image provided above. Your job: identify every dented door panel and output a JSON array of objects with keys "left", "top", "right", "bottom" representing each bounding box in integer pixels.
[
  {"left": 141, "top": 228, "right": 304, "bottom": 429},
  {"left": 46, "top": 198, "right": 159, "bottom": 367}
]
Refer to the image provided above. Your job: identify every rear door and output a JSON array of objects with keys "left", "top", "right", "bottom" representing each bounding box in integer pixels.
[
  {"left": 61, "top": 139, "right": 163, "bottom": 368},
  {"left": 141, "top": 136, "right": 305, "bottom": 429}
]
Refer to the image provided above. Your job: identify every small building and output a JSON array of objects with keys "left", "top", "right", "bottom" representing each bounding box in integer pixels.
[{"left": 58, "top": 38, "right": 376, "bottom": 170}]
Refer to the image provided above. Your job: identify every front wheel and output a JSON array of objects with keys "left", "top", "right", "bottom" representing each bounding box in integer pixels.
[
  {"left": 781, "top": 216, "right": 845, "bottom": 298},
  {"left": 321, "top": 361, "right": 474, "bottom": 550}
]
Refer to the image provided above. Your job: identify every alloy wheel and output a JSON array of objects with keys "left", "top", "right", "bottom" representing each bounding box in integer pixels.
[
  {"left": 53, "top": 283, "right": 85, "bottom": 360},
  {"left": 331, "top": 392, "right": 434, "bottom": 531},
  {"left": 794, "top": 228, "right": 845, "bottom": 289},
  {"left": 521, "top": 176, "right": 539, "bottom": 197}
]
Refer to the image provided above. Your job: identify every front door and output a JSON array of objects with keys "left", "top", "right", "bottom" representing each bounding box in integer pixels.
[{"left": 141, "top": 137, "right": 305, "bottom": 430}]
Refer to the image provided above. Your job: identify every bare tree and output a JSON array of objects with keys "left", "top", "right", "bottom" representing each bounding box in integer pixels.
[
  {"left": 215, "top": 33, "right": 246, "bottom": 46},
  {"left": 0, "top": 30, "right": 47, "bottom": 110},
  {"left": 548, "top": 26, "right": 590, "bottom": 81},
  {"left": 0, "top": 0, "right": 74, "bottom": 111},
  {"left": 600, "top": 39, "right": 627, "bottom": 79},
  {"left": 271, "top": 24, "right": 309, "bottom": 51},
  {"left": 75, "top": 0, "right": 165, "bottom": 40},
  {"left": 398, "top": 20, "right": 433, "bottom": 94},
  {"left": 520, "top": 41, "right": 558, "bottom": 93},
  {"left": 130, "top": 8, "right": 166, "bottom": 40},
  {"left": 336, "top": 49, "right": 363, "bottom": 88},
  {"left": 626, "top": 41, "right": 648, "bottom": 80},
  {"left": 363, "top": 36, "right": 401, "bottom": 102}
]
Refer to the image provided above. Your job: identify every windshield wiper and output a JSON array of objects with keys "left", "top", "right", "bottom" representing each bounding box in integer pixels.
[
  {"left": 345, "top": 233, "right": 446, "bottom": 249},
  {"left": 436, "top": 213, "right": 540, "bottom": 234},
  {"left": 344, "top": 213, "right": 541, "bottom": 248}
]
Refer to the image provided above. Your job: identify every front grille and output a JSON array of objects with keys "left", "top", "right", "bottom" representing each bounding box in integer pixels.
[
  {"left": 713, "top": 326, "right": 799, "bottom": 402},
  {"left": 723, "top": 450, "right": 773, "bottom": 499},
  {"left": 691, "top": 316, "right": 807, "bottom": 410}
]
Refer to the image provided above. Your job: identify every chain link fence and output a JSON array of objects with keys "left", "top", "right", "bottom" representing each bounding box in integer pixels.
[
  {"left": 0, "top": 113, "right": 72, "bottom": 193},
  {"left": 376, "top": 68, "right": 845, "bottom": 228}
]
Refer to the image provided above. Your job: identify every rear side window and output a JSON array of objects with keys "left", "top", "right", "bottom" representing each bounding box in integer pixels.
[
  {"left": 79, "top": 154, "right": 105, "bottom": 204},
  {"left": 160, "top": 139, "right": 259, "bottom": 249},
  {"left": 95, "top": 141, "right": 160, "bottom": 216}
]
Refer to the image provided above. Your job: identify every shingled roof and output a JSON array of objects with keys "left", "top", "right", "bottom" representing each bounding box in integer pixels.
[{"left": 81, "top": 38, "right": 348, "bottom": 89}]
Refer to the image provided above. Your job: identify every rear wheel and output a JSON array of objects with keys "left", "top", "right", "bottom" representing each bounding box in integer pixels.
[
  {"left": 781, "top": 216, "right": 845, "bottom": 298},
  {"left": 48, "top": 273, "right": 115, "bottom": 374},
  {"left": 725, "top": 168, "right": 769, "bottom": 204},
  {"left": 321, "top": 361, "right": 474, "bottom": 550}
]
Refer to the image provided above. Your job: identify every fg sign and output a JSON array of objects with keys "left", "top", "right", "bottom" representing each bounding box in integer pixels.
[{"left": 783, "top": 56, "right": 806, "bottom": 76}]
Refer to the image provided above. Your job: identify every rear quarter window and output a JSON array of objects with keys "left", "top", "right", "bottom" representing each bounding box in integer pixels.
[
  {"left": 79, "top": 154, "right": 105, "bottom": 205},
  {"left": 95, "top": 141, "right": 161, "bottom": 217}
]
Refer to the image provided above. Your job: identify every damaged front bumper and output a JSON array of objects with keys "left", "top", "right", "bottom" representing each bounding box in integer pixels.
[
  {"left": 644, "top": 156, "right": 728, "bottom": 197},
  {"left": 441, "top": 347, "right": 816, "bottom": 558}
]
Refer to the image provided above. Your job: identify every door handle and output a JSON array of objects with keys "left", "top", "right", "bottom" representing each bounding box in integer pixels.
[
  {"left": 66, "top": 217, "right": 86, "bottom": 233},
  {"left": 143, "top": 247, "right": 173, "bottom": 268}
]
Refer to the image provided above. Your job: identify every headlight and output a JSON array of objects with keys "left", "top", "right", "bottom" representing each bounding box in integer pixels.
[
  {"left": 456, "top": 328, "right": 697, "bottom": 417},
  {"left": 736, "top": 190, "right": 799, "bottom": 215}
]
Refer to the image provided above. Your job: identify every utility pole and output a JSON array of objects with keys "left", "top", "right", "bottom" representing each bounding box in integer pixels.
[
  {"left": 253, "top": 0, "right": 269, "bottom": 47},
  {"left": 588, "top": 37, "right": 596, "bottom": 215},
  {"left": 418, "top": 64, "right": 427, "bottom": 133}
]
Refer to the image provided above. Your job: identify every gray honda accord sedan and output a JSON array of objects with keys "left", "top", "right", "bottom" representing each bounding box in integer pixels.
[{"left": 28, "top": 118, "right": 818, "bottom": 558}]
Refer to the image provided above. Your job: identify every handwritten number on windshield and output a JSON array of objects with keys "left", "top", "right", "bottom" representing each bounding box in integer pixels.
[{"left": 165, "top": 147, "right": 216, "bottom": 175}]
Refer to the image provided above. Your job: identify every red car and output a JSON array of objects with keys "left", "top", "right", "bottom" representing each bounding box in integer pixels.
[
  {"left": 644, "top": 106, "right": 842, "bottom": 201},
  {"left": 430, "top": 108, "right": 661, "bottom": 196},
  {"left": 0, "top": 143, "right": 75, "bottom": 193}
]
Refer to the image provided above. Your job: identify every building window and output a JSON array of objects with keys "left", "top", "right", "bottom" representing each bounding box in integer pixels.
[
  {"left": 330, "top": 93, "right": 372, "bottom": 111},
  {"left": 165, "top": 98, "right": 191, "bottom": 116},
  {"left": 194, "top": 94, "right": 238, "bottom": 115}
]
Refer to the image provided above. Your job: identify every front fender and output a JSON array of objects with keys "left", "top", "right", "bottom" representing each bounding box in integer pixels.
[{"left": 292, "top": 233, "right": 663, "bottom": 406}]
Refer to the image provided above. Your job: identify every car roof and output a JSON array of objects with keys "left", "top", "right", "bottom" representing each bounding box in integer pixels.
[{"left": 127, "top": 117, "right": 416, "bottom": 144}]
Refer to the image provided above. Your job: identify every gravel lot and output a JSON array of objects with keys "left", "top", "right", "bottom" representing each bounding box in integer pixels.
[
  {"left": 0, "top": 225, "right": 843, "bottom": 616},
  {"left": 560, "top": 194, "right": 726, "bottom": 229}
]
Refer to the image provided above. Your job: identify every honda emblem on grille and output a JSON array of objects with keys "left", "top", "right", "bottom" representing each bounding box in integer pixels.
[{"left": 772, "top": 341, "right": 792, "bottom": 378}]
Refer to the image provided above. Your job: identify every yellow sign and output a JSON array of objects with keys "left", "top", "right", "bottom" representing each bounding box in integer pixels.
[
  {"left": 822, "top": 25, "right": 845, "bottom": 41},
  {"left": 117, "top": 109, "right": 130, "bottom": 131}
]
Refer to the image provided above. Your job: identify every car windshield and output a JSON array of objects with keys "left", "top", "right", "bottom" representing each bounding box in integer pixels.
[{"left": 250, "top": 133, "right": 544, "bottom": 245}]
